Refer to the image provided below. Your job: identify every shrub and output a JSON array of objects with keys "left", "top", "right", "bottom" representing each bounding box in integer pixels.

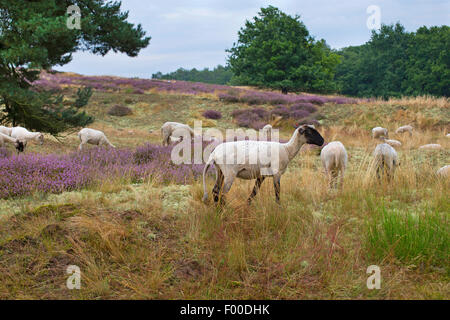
[
  {"left": 108, "top": 105, "right": 133, "bottom": 117},
  {"left": 202, "top": 110, "right": 222, "bottom": 119},
  {"left": 218, "top": 93, "right": 240, "bottom": 103},
  {"left": 74, "top": 86, "right": 93, "bottom": 108},
  {"left": 289, "top": 109, "right": 310, "bottom": 119},
  {"left": 291, "top": 103, "right": 317, "bottom": 113}
]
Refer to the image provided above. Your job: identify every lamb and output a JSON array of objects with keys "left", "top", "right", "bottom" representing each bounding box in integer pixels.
[
  {"left": 373, "top": 143, "right": 398, "bottom": 181},
  {"left": 0, "top": 132, "right": 24, "bottom": 153},
  {"left": 261, "top": 124, "right": 272, "bottom": 141},
  {"left": 419, "top": 144, "right": 442, "bottom": 150},
  {"left": 77, "top": 128, "right": 115, "bottom": 151},
  {"left": 320, "top": 141, "right": 348, "bottom": 188},
  {"left": 161, "top": 122, "right": 195, "bottom": 146},
  {"left": 0, "top": 125, "right": 12, "bottom": 136},
  {"left": 395, "top": 125, "right": 413, "bottom": 135},
  {"left": 202, "top": 125, "right": 324, "bottom": 204},
  {"left": 436, "top": 165, "right": 449, "bottom": 178},
  {"left": 10, "top": 126, "right": 44, "bottom": 151},
  {"left": 372, "top": 127, "right": 389, "bottom": 139}
]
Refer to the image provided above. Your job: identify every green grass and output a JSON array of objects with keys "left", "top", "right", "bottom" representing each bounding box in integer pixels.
[{"left": 366, "top": 206, "right": 449, "bottom": 270}]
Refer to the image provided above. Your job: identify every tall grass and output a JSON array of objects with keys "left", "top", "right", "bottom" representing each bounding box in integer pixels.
[{"left": 366, "top": 207, "right": 449, "bottom": 269}]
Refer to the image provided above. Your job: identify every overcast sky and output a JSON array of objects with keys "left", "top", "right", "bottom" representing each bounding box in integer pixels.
[{"left": 56, "top": 0, "right": 449, "bottom": 78}]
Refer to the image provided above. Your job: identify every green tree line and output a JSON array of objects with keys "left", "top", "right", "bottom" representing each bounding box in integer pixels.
[
  {"left": 152, "top": 65, "right": 233, "bottom": 85},
  {"left": 156, "top": 7, "right": 448, "bottom": 98}
]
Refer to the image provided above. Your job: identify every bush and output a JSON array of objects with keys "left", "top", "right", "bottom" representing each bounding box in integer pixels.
[
  {"left": 218, "top": 93, "right": 240, "bottom": 103},
  {"left": 74, "top": 87, "right": 93, "bottom": 108},
  {"left": 202, "top": 110, "right": 222, "bottom": 119},
  {"left": 290, "top": 103, "right": 317, "bottom": 113},
  {"left": 108, "top": 105, "right": 133, "bottom": 117}
]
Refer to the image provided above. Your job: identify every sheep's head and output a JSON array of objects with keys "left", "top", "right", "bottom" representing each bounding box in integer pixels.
[
  {"left": 15, "top": 140, "right": 24, "bottom": 153},
  {"left": 298, "top": 125, "right": 324, "bottom": 146},
  {"left": 36, "top": 133, "right": 44, "bottom": 145}
]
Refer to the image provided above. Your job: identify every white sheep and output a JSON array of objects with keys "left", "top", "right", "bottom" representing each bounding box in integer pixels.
[
  {"left": 436, "top": 165, "right": 449, "bottom": 178},
  {"left": 261, "top": 124, "right": 272, "bottom": 141},
  {"left": 320, "top": 141, "right": 348, "bottom": 188},
  {"left": 372, "top": 127, "right": 389, "bottom": 139},
  {"left": 419, "top": 144, "right": 442, "bottom": 150},
  {"left": 10, "top": 126, "right": 44, "bottom": 151},
  {"left": 0, "top": 132, "right": 24, "bottom": 153},
  {"left": 396, "top": 125, "right": 413, "bottom": 135},
  {"left": 379, "top": 137, "right": 402, "bottom": 148},
  {"left": 202, "top": 125, "right": 324, "bottom": 204},
  {"left": 78, "top": 128, "right": 115, "bottom": 151},
  {"left": 0, "top": 125, "right": 12, "bottom": 136},
  {"left": 161, "top": 122, "right": 195, "bottom": 146},
  {"left": 373, "top": 143, "right": 398, "bottom": 181}
]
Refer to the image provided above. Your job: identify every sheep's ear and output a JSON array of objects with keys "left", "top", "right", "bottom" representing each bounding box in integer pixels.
[{"left": 298, "top": 127, "right": 305, "bottom": 134}]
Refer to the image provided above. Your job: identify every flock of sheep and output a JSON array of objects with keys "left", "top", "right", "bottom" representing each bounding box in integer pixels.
[
  {"left": 0, "top": 121, "right": 448, "bottom": 205},
  {"left": 161, "top": 121, "right": 449, "bottom": 204},
  {"left": 321, "top": 124, "right": 449, "bottom": 189}
]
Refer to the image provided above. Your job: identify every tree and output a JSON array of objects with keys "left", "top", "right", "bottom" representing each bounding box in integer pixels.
[
  {"left": 226, "top": 6, "right": 340, "bottom": 94},
  {"left": 335, "top": 23, "right": 449, "bottom": 98},
  {"left": 0, "top": 0, "right": 150, "bottom": 134},
  {"left": 152, "top": 65, "right": 233, "bottom": 85}
]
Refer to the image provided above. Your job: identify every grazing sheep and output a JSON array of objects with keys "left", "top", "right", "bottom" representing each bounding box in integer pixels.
[
  {"left": 320, "top": 141, "right": 348, "bottom": 188},
  {"left": 10, "top": 126, "right": 44, "bottom": 151},
  {"left": 379, "top": 137, "right": 402, "bottom": 148},
  {"left": 373, "top": 143, "right": 398, "bottom": 181},
  {"left": 161, "top": 122, "right": 195, "bottom": 146},
  {"left": 0, "top": 125, "right": 12, "bottom": 136},
  {"left": 419, "top": 144, "right": 442, "bottom": 150},
  {"left": 436, "top": 165, "right": 450, "bottom": 178},
  {"left": 78, "top": 128, "right": 115, "bottom": 151},
  {"left": 0, "top": 132, "right": 24, "bottom": 153},
  {"left": 372, "top": 127, "right": 389, "bottom": 139},
  {"left": 261, "top": 124, "right": 272, "bottom": 141},
  {"left": 202, "top": 125, "right": 324, "bottom": 204},
  {"left": 396, "top": 125, "right": 413, "bottom": 135}
]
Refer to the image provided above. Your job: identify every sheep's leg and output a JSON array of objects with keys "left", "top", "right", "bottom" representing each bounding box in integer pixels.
[
  {"left": 247, "top": 176, "right": 265, "bottom": 204},
  {"left": 78, "top": 142, "right": 84, "bottom": 151},
  {"left": 212, "top": 169, "right": 224, "bottom": 204},
  {"left": 273, "top": 175, "right": 281, "bottom": 203},
  {"left": 331, "top": 169, "right": 339, "bottom": 189}
]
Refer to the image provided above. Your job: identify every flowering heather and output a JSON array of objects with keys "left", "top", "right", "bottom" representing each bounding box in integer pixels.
[
  {"left": 0, "top": 144, "right": 206, "bottom": 199},
  {"left": 202, "top": 110, "right": 222, "bottom": 119},
  {"left": 34, "top": 71, "right": 358, "bottom": 106}
]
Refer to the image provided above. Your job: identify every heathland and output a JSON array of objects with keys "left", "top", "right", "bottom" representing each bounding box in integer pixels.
[{"left": 0, "top": 71, "right": 448, "bottom": 299}]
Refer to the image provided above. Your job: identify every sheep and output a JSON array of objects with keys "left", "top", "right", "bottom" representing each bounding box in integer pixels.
[
  {"left": 373, "top": 143, "right": 398, "bottom": 181},
  {"left": 161, "top": 122, "right": 195, "bottom": 146},
  {"left": 10, "top": 126, "right": 44, "bottom": 151},
  {"left": 202, "top": 125, "right": 324, "bottom": 204},
  {"left": 372, "top": 127, "right": 389, "bottom": 139},
  {"left": 320, "top": 141, "right": 348, "bottom": 188},
  {"left": 0, "top": 125, "right": 12, "bottom": 136},
  {"left": 419, "top": 144, "right": 442, "bottom": 150},
  {"left": 396, "top": 125, "right": 413, "bottom": 135},
  {"left": 261, "top": 124, "right": 272, "bottom": 141},
  {"left": 379, "top": 137, "right": 402, "bottom": 148},
  {"left": 0, "top": 132, "right": 24, "bottom": 153},
  {"left": 436, "top": 165, "right": 450, "bottom": 178},
  {"left": 78, "top": 128, "right": 115, "bottom": 151}
]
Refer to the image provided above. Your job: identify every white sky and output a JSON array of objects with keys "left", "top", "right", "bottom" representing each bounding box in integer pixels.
[{"left": 56, "top": 0, "right": 450, "bottom": 78}]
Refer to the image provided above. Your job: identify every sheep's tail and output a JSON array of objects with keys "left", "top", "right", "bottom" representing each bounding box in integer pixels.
[{"left": 202, "top": 158, "right": 215, "bottom": 203}]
